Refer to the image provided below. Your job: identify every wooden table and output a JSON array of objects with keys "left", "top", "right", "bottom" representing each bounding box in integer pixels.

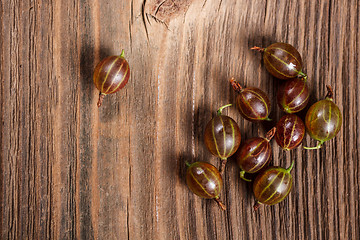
[{"left": 1, "top": 0, "right": 359, "bottom": 239}]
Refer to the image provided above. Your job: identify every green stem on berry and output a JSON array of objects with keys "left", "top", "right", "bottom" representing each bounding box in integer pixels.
[
  {"left": 303, "top": 140, "right": 324, "bottom": 150},
  {"left": 217, "top": 104, "right": 233, "bottom": 116},
  {"left": 240, "top": 171, "right": 252, "bottom": 182},
  {"left": 264, "top": 117, "right": 272, "bottom": 121},
  {"left": 185, "top": 161, "right": 191, "bottom": 167},
  {"left": 283, "top": 106, "right": 292, "bottom": 113},
  {"left": 285, "top": 161, "right": 295, "bottom": 173},
  {"left": 298, "top": 71, "right": 308, "bottom": 82},
  {"left": 120, "top": 49, "right": 125, "bottom": 58}
]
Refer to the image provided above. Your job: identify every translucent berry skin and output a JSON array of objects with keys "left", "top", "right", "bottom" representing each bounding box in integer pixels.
[
  {"left": 94, "top": 54, "right": 130, "bottom": 94},
  {"left": 275, "top": 114, "right": 305, "bottom": 150},
  {"left": 236, "top": 137, "right": 271, "bottom": 173},
  {"left": 93, "top": 50, "right": 130, "bottom": 107},
  {"left": 277, "top": 78, "right": 310, "bottom": 113},
  {"left": 186, "top": 162, "right": 223, "bottom": 199},
  {"left": 235, "top": 127, "right": 276, "bottom": 181},
  {"left": 253, "top": 162, "right": 293, "bottom": 206},
  {"left": 186, "top": 162, "right": 226, "bottom": 210},
  {"left": 305, "top": 99, "right": 342, "bottom": 143},
  {"left": 262, "top": 43, "right": 303, "bottom": 80},
  {"left": 230, "top": 78, "right": 271, "bottom": 122},
  {"left": 204, "top": 115, "right": 241, "bottom": 160},
  {"left": 236, "top": 87, "right": 271, "bottom": 121}
]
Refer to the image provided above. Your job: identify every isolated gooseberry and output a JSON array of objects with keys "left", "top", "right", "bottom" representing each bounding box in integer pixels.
[{"left": 93, "top": 50, "right": 130, "bottom": 107}]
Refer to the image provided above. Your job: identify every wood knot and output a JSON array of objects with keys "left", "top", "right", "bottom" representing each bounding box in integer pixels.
[{"left": 148, "top": 0, "right": 194, "bottom": 23}]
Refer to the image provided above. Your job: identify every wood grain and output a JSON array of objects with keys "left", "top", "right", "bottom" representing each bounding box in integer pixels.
[{"left": 1, "top": 0, "right": 359, "bottom": 239}]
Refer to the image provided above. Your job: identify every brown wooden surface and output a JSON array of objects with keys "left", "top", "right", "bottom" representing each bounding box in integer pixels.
[{"left": 1, "top": 0, "right": 359, "bottom": 239}]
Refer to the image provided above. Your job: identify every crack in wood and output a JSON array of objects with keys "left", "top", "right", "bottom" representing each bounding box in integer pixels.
[{"left": 141, "top": 0, "right": 150, "bottom": 41}]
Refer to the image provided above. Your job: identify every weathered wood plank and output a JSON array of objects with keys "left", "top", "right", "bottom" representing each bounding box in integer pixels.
[{"left": 1, "top": 0, "right": 359, "bottom": 239}]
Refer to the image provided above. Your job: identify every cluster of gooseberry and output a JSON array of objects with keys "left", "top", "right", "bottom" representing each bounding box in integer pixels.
[
  {"left": 185, "top": 42, "right": 342, "bottom": 211},
  {"left": 91, "top": 45, "right": 342, "bottom": 211}
]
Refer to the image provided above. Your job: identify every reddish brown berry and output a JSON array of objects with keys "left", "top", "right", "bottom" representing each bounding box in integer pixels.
[
  {"left": 277, "top": 77, "right": 310, "bottom": 113},
  {"left": 236, "top": 127, "right": 276, "bottom": 181},
  {"left": 230, "top": 78, "right": 271, "bottom": 122},
  {"left": 252, "top": 43, "right": 305, "bottom": 80},
  {"left": 185, "top": 162, "right": 226, "bottom": 210},
  {"left": 275, "top": 114, "right": 305, "bottom": 150},
  {"left": 204, "top": 104, "right": 241, "bottom": 174},
  {"left": 253, "top": 161, "right": 294, "bottom": 209},
  {"left": 93, "top": 50, "right": 130, "bottom": 107}
]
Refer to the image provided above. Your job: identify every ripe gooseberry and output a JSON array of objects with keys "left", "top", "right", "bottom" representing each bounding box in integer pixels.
[
  {"left": 93, "top": 50, "right": 130, "bottom": 107},
  {"left": 277, "top": 77, "right": 310, "bottom": 113},
  {"left": 304, "top": 86, "right": 342, "bottom": 149},
  {"left": 252, "top": 42, "right": 306, "bottom": 80},
  {"left": 275, "top": 114, "right": 305, "bottom": 150},
  {"left": 230, "top": 78, "right": 271, "bottom": 122},
  {"left": 253, "top": 161, "right": 294, "bottom": 210},
  {"left": 204, "top": 104, "right": 241, "bottom": 174},
  {"left": 185, "top": 162, "right": 226, "bottom": 210},
  {"left": 235, "top": 127, "right": 276, "bottom": 182}
]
